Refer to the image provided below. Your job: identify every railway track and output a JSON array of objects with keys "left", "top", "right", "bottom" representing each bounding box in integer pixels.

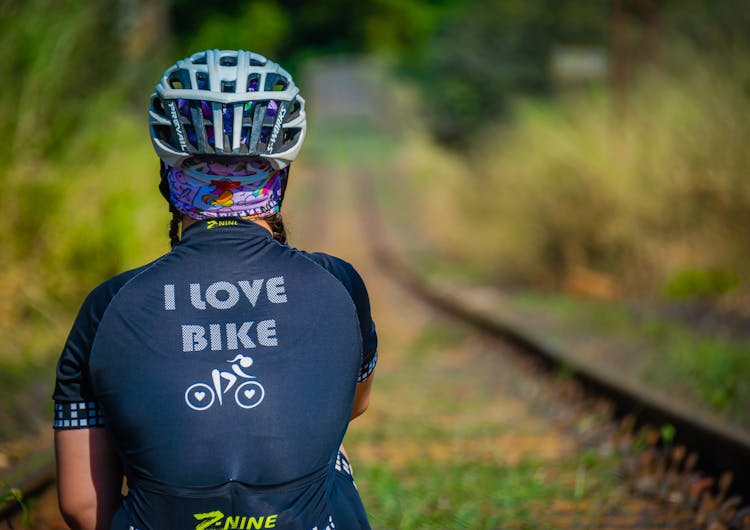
[
  {"left": 371, "top": 247, "right": 750, "bottom": 528},
  {"left": 355, "top": 171, "right": 750, "bottom": 528}
]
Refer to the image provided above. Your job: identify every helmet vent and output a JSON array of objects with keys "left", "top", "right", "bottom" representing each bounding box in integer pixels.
[
  {"left": 241, "top": 126, "right": 251, "bottom": 147},
  {"left": 184, "top": 124, "right": 197, "bottom": 146},
  {"left": 287, "top": 99, "right": 302, "bottom": 120},
  {"left": 247, "top": 74, "right": 260, "bottom": 92},
  {"left": 249, "top": 57, "right": 265, "bottom": 66},
  {"left": 192, "top": 54, "right": 207, "bottom": 65},
  {"left": 196, "top": 72, "right": 209, "bottom": 90},
  {"left": 264, "top": 74, "right": 288, "bottom": 92},
  {"left": 221, "top": 81, "right": 236, "bottom": 93},
  {"left": 168, "top": 71, "right": 185, "bottom": 89},
  {"left": 259, "top": 126, "right": 271, "bottom": 147},
  {"left": 153, "top": 97, "right": 166, "bottom": 114},
  {"left": 220, "top": 55, "right": 237, "bottom": 67}
]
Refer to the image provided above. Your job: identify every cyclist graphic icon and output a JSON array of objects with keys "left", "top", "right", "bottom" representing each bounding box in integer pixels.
[{"left": 185, "top": 354, "right": 265, "bottom": 411}]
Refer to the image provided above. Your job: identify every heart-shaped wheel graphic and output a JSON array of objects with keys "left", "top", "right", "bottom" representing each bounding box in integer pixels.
[
  {"left": 184, "top": 377, "right": 265, "bottom": 411},
  {"left": 235, "top": 381, "right": 265, "bottom": 409},
  {"left": 185, "top": 383, "right": 215, "bottom": 411}
]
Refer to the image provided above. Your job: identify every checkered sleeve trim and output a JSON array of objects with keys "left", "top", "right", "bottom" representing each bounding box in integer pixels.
[
  {"left": 335, "top": 450, "right": 354, "bottom": 478},
  {"left": 357, "top": 351, "right": 377, "bottom": 383},
  {"left": 53, "top": 401, "right": 105, "bottom": 429}
]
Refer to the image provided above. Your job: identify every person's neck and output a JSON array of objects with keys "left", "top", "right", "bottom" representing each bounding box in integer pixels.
[{"left": 181, "top": 216, "right": 272, "bottom": 235}]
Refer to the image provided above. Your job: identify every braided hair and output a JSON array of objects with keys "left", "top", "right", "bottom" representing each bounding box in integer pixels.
[
  {"left": 266, "top": 212, "right": 288, "bottom": 245},
  {"left": 159, "top": 163, "right": 182, "bottom": 248}
]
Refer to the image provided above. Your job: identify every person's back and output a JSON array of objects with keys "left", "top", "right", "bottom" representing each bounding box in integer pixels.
[
  {"left": 85, "top": 220, "right": 367, "bottom": 528},
  {"left": 53, "top": 50, "right": 376, "bottom": 530}
]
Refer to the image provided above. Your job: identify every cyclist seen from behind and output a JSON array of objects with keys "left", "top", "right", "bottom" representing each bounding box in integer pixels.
[{"left": 53, "top": 49, "right": 377, "bottom": 530}]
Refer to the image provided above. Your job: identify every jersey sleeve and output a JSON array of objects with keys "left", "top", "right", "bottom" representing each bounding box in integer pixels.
[
  {"left": 52, "top": 266, "right": 148, "bottom": 429},
  {"left": 304, "top": 253, "right": 378, "bottom": 382}
]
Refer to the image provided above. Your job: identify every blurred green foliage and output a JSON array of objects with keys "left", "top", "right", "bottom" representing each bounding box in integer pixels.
[
  {"left": 395, "top": 50, "right": 750, "bottom": 296},
  {"left": 182, "top": 1, "right": 290, "bottom": 60},
  {"left": 0, "top": 486, "right": 29, "bottom": 526},
  {"left": 663, "top": 269, "right": 740, "bottom": 299},
  {"left": 0, "top": 0, "right": 120, "bottom": 163},
  {"left": 169, "top": 0, "right": 452, "bottom": 73},
  {"left": 412, "top": 0, "right": 610, "bottom": 147},
  {"left": 162, "top": 0, "right": 750, "bottom": 156},
  {"left": 414, "top": 0, "right": 750, "bottom": 148},
  {"left": 0, "top": 1, "right": 170, "bottom": 435},
  {"left": 659, "top": 423, "right": 675, "bottom": 444}
]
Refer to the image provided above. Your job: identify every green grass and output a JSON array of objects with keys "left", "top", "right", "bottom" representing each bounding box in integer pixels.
[
  {"left": 515, "top": 292, "right": 750, "bottom": 426},
  {"left": 0, "top": 486, "right": 29, "bottom": 527},
  {"left": 344, "top": 320, "right": 625, "bottom": 529},
  {"left": 645, "top": 325, "right": 750, "bottom": 412},
  {"left": 409, "top": 320, "right": 470, "bottom": 360},
  {"left": 355, "top": 451, "right": 621, "bottom": 529},
  {"left": 662, "top": 268, "right": 741, "bottom": 299}
]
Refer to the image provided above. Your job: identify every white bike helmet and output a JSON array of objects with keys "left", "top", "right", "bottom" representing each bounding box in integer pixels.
[{"left": 149, "top": 49, "right": 306, "bottom": 170}]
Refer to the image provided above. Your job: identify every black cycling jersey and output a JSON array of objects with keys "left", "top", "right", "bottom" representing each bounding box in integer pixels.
[{"left": 53, "top": 218, "right": 377, "bottom": 530}]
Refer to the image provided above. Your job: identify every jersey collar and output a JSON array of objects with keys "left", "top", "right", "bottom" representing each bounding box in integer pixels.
[{"left": 179, "top": 217, "right": 274, "bottom": 244}]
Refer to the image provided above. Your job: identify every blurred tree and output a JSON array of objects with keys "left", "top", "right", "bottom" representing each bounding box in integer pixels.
[
  {"left": 412, "top": 0, "right": 750, "bottom": 150},
  {"left": 411, "top": 0, "right": 610, "bottom": 149},
  {"left": 181, "top": 0, "right": 290, "bottom": 60},
  {"left": 0, "top": 0, "right": 121, "bottom": 164},
  {"left": 167, "top": 0, "right": 450, "bottom": 73},
  {"left": 169, "top": 0, "right": 358, "bottom": 66}
]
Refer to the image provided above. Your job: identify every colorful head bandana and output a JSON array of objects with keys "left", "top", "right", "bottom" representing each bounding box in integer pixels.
[{"left": 166, "top": 159, "right": 286, "bottom": 220}]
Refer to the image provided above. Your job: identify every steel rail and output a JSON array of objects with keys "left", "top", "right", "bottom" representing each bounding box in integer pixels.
[{"left": 372, "top": 245, "right": 750, "bottom": 497}]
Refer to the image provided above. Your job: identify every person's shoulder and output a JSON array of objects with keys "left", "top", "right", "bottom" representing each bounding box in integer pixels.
[
  {"left": 63, "top": 259, "right": 163, "bottom": 351},
  {"left": 299, "top": 251, "right": 363, "bottom": 285},
  {"left": 82, "top": 260, "right": 162, "bottom": 313},
  {"left": 301, "top": 251, "right": 351, "bottom": 269},
  {"left": 297, "top": 251, "right": 372, "bottom": 307}
]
